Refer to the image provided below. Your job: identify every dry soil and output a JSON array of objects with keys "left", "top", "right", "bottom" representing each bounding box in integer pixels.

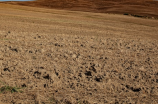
[
  {"left": 5, "top": 0, "right": 158, "bottom": 19},
  {"left": 0, "top": 3, "right": 158, "bottom": 104}
]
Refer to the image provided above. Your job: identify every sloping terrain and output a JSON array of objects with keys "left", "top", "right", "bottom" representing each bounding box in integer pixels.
[
  {"left": 4, "top": 0, "right": 158, "bottom": 18},
  {"left": 0, "top": 3, "right": 158, "bottom": 104}
]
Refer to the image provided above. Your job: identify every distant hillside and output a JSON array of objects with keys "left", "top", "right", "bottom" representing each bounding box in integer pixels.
[{"left": 7, "top": 0, "right": 158, "bottom": 18}]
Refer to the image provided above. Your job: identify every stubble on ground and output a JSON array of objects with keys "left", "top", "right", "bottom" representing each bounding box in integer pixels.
[{"left": 5, "top": 0, "right": 158, "bottom": 19}]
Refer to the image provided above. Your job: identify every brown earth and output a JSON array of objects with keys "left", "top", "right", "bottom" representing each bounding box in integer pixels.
[
  {"left": 0, "top": 3, "right": 158, "bottom": 104},
  {"left": 3, "top": 0, "right": 158, "bottom": 19}
]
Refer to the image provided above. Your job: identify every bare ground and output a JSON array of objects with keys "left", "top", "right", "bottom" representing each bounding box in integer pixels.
[
  {"left": 0, "top": 3, "right": 158, "bottom": 104},
  {"left": 4, "top": 0, "right": 158, "bottom": 19}
]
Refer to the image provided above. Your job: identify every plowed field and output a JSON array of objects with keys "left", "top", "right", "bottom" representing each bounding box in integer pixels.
[{"left": 0, "top": 3, "right": 158, "bottom": 104}]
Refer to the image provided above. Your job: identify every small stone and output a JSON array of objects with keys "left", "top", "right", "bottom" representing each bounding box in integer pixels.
[
  {"left": 72, "top": 54, "right": 77, "bottom": 58},
  {"left": 69, "top": 51, "right": 73, "bottom": 54},
  {"left": 139, "top": 66, "right": 146, "bottom": 72},
  {"left": 50, "top": 73, "right": 60, "bottom": 81},
  {"left": 54, "top": 58, "right": 58, "bottom": 61},
  {"left": 64, "top": 53, "right": 69, "bottom": 58},
  {"left": 51, "top": 48, "right": 54, "bottom": 52},
  {"left": 78, "top": 55, "right": 82, "bottom": 59},
  {"left": 41, "top": 49, "right": 45, "bottom": 53},
  {"left": 151, "top": 17, "right": 155, "bottom": 19}
]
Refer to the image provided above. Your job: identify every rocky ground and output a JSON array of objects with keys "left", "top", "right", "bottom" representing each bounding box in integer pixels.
[{"left": 0, "top": 3, "right": 158, "bottom": 104}]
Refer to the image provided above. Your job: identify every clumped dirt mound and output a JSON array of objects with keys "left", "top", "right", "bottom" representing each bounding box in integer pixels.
[
  {"left": 6, "top": 0, "right": 158, "bottom": 18},
  {"left": 0, "top": 32, "right": 158, "bottom": 104}
]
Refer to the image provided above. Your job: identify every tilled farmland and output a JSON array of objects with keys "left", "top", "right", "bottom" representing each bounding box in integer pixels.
[
  {"left": 0, "top": 3, "right": 158, "bottom": 104},
  {"left": 0, "top": 32, "right": 158, "bottom": 104}
]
